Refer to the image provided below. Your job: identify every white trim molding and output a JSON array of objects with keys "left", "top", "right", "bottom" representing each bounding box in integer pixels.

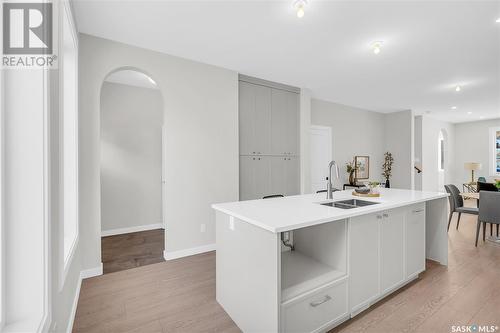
[
  {"left": 101, "top": 224, "right": 164, "bottom": 237},
  {"left": 80, "top": 264, "right": 103, "bottom": 280},
  {"left": 163, "top": 244, "right": 216, "bottom": 261},
  {"left": 66, "top": 264, "right": 102, "bottom": 333}
]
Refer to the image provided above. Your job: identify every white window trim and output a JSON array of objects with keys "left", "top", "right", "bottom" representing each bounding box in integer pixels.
[
  {"left": 59, "top": 0, "right": 80, "bottom": 289},
  {"left": 489, "top": 126, "right": 500, "bottom": 177}
]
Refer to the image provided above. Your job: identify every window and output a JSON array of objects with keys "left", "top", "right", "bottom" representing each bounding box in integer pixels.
[
  {"left": 490, "top": 127, "right": 500, "bottom": 176},
  {"left": 61, "top": 3, "right": 79, "bottom": 279}
]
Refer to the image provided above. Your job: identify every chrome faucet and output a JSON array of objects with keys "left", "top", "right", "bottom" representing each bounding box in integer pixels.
[{"left": 327, "top": 160, "right": 340, "bottom": 199}]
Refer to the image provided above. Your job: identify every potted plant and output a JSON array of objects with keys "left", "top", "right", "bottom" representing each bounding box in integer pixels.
[
  {"left": 346, "top": 160, "right": 359, "bottom": 185},
  {"left": 496, "top": 180, "right": 500, "bottom": 190},
  {"left": 382, "top": 152, "right": 394, "bottom": 188}
]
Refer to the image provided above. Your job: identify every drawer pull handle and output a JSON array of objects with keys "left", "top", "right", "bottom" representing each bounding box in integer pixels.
[
  {"left": 310, "top": 295, "right": 332, "bottom": 307},
  {"left": 413, "top": 209, "right": 424, "bottom": 213}
]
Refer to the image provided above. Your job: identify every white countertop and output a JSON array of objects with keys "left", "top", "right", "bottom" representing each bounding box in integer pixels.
[{"left": 212, "top": 188, "right": 448, "bottom": 233}]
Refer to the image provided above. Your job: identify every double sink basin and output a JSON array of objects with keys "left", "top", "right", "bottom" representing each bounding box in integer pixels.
[{"left": 320, "top": 199, "right": 379, "bottom": 209}]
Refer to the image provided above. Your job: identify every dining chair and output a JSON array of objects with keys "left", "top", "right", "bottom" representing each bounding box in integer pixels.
[
  {"left": 475, "top": 191, "right": 500, "bottom": 246},
  {"left": 262, "top": 194, "right": 284, "bottom": 199},
  {"left": 444, "top": 184, "right": 479, "bottom": 232}
]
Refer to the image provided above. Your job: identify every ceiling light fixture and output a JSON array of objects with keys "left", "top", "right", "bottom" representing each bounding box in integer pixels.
[
  {"left": 451, "top": 106, "right": 457, "bottom": 110},
  {"left": 467, "top": 112, "right": 472, "bottom": 115},
  {"left": 479, "top": 116, "right": 485, "bottom": 119},
  {"left": 455, "top": 85, "right": 461, "bottom": 92},
  {"left": 496, "top": 17, "right": 500, "bottom": 23},
  {"left": 148, "top": 77, "right": 156, "bottom": 85},
  {"left": 293, "top": 0, "right": 307, "bottom": 18},
  {"left": 371, "top": 41, "right": 384, "bottom": 55}
]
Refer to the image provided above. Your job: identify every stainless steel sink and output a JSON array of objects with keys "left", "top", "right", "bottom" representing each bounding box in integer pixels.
[{"left": 320, "top": 199, "right": 380, "bottom": 209}]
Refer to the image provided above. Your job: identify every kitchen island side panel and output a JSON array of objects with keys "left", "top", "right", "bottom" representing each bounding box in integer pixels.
[
  {"left": 425, "top": 197, "right": 448, "bottom": 265},
  {"left": 216, "top": 211, "right": 280, "bottom": 332}
]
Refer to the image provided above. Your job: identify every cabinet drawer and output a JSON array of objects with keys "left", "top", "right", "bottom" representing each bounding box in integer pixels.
[{"left": 281, "top": 280, "right": 347, "bottom": 333}]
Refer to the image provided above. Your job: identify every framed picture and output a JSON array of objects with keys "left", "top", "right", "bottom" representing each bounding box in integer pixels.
[{"left": 355, "top": 156, "right": 370, "bottom": 180}]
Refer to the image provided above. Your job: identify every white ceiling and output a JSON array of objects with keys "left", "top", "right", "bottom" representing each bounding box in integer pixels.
[
  {"left": 105, "top": 69, "right": 159, "bottom": 89},
  {"left": 73, "top": 0, "right": 500, "bottom": 123}
]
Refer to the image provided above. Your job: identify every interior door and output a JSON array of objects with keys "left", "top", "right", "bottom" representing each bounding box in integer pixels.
[
  {"left": 310, "top": 126, "right": 332, "bottom": 193},
  {"left": 380, "top": 209, "right": 405, "bottom": 293}
]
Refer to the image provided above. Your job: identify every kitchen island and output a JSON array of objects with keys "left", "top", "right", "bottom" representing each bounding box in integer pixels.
[{"left": 212, "top": 188, "right": 449, "bottom": 333}]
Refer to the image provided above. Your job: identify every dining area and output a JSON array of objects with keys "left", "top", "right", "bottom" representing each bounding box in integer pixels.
[{"left": 445, "top": 180, "right": 500, "bottom": 247}]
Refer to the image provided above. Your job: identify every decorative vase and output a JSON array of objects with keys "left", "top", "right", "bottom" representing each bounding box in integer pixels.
[
  {"left": 349, "top": 172, "right": 355, "bottom": 185},
  {"left": 385, "top": 179, "right": 390, "bottom": 188}
]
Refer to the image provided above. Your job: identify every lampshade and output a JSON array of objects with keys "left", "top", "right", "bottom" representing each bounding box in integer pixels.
[{"left": 464, "top": 162, "right": 482, "bottom": 171}]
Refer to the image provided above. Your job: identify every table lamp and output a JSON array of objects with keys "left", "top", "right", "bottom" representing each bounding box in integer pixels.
[{"left": 464, "top": 162, "right": 482, "bottom": 183}]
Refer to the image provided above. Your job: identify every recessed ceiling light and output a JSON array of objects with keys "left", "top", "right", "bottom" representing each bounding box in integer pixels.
[
  {"left": 293, "top": 0, "right": 307, "bottom": 18},
  {"left": 371, "top": 41, "right": 384, "bottom": 55},
  {"left": 451, "top": 106, "right": 457, "bottom": 110},
  {"left": 479, "top": 116, "right": 485, "bottom": 119},
  {"left": 496, "top": 17, "right": 500, "bottom": 23},
  {"left": 467, "top": 112, "right": 472, "bottom": 115},
  {"left": 455, "top": 85, "right": 461, "bottom": 92}
]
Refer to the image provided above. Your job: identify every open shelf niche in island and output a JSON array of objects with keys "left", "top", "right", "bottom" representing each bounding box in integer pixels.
[{"left": 280, "top": 219, "right": 348, "bottom": 303}]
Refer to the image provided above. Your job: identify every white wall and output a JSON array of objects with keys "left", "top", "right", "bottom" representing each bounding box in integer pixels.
[
  {"left": 454, "top": 118, "right": 500, "bottom": 184},
  {"left": 384, "top": 110, "right": 414, "bottom": 190},
  {"left": 100, "top": 82, "right": 163, "bottom": 233},
  {"left": 79, "top": 34, "right": 239, "bottom": 268},
  {"left": 421, "top": 116, "right": 455, "bottom": 192},
  {"left": 311, "top": 99, "right": 386, "bottom": 188},
  {"left": 414, "top": 116, "right": 423, "bottom": 190}
]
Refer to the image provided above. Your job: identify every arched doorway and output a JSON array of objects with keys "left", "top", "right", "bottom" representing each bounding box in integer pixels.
[{"left": 99, "top": 68, "right": 165, "bottom": 273}]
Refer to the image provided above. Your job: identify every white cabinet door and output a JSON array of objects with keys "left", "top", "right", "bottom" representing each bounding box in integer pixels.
[
  {"left": 255, "top": 156, "right": 271, "bottom": 199},
  {"left": 239, "top": 156, "right": 271, "bottom": 200},
  {"left": 270, "top": 89, "right": 299, "bottom": 156},
  {"left": 406, "top": 204, "right": 426, "bottom": 279},
  {"left": 380, "top": 209, "right": 405, "bottom": 294},
  {"left": 269, "top": 156, "right": 300, "bottom": 197},
  {"left": 349, "top": 213, "right": 380, "bottom": 313},
  {"left": 239, "top": 82, "right": 271, "bottom": 155},
  {"left": 269, "top": 156, "right": 286, "bottom": 196},
  {"left": 285, "top": 156, "right": 300, "bottom": 196},
  {"left": 284, "top": 92, "right": 299, "bottom": 156}
]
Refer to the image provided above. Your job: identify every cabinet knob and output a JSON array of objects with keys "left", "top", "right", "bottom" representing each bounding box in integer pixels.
[
  {"left": 252, "top": 152, "right": 256, "bottom": 154},
  {"left": 383, "top": 213, "right": 389, "bottom": 218},
  {"left": 377, "top": 215, "right": 383, "bottom": 219}
]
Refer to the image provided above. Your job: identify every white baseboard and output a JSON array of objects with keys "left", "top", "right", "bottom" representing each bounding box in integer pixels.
[
  {"left": 80, "top": 263, "right": 103, "bottom": 280},
  {"left": 163, "top": 243, "right": 216, "bottom": 261},
  {"left": 101, "top": 224, "right": 164, "bottom": 237},
  {"left": 67, "top": 264, "right": 103, "bottom": 333}
]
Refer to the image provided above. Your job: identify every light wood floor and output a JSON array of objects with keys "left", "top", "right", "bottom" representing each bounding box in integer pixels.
[
  {"left": 101, "top": 229, "right": 165, "bottom": 274},
  {"left": 74, "top": 203, "right": 500, "bottom": 333}
]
